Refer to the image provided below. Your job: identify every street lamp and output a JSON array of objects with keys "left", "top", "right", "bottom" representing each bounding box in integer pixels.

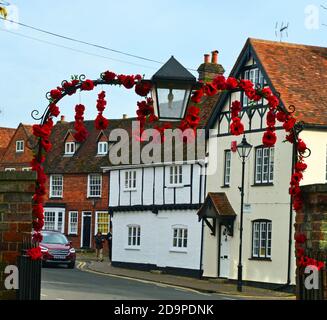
[
  {"left": 151, "top": 56, "right": 197, "bottom": 121},
  {"left": 236, "top": 134, "right": 253, "bottom": 292}
]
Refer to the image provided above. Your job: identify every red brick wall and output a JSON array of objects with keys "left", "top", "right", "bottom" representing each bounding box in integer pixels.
[
  {"left": 44, "top": 173, "right": 110, "bottom": 252},
  {"left": 0, "top": 171, "right": 35, "bottom": 300},
  {"left": 0, "top": 125, "right": 33, "bottom": 171}
]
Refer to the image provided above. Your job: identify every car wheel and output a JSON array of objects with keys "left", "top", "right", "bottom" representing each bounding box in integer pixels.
[{"left": 68, "top": 261, "right": 75, "bottom": 269}]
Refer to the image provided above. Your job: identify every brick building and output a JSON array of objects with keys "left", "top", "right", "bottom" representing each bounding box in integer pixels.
[
  {"left": 0, "top": 123, "right": 34, "bottom": 172},
  {"left": 42, "top": 117, "right": 139, "bottom": 252}
]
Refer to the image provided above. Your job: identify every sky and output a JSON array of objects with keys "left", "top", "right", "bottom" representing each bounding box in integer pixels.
[{"left": 0, "top": 0, "right": 326, "bottom": 128}]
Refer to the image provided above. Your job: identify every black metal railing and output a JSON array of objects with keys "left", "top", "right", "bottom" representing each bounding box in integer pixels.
[
  {"left": 17, "top": 239, "right": 41, "bottom": 300},
  {"left": 298, "top": 250, "right": 326, "bottom": 300}
]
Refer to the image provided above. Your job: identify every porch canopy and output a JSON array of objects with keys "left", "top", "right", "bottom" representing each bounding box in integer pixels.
[{"left": 197, "top": 192, "right": 236, "bottom": 236}]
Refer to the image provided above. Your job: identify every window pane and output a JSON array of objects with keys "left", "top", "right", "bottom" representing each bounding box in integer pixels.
[
  {"left": 89, "top": 174, "right": 101, "bottom": 197},
  {"left": 44, "top": 212, "right": 56, "bottom": 231},
  {"left": 253, "top": 222, "right": 260, "bottom": 257},
  {"left": 70, "top": 212, "right": 78, "bottom": 234},
  {"left": 260, "top": 223, "right": 267, "bottom": 257},
  {"left": 269, "top": 148, "right": 274, "bottom": 183},
  {"left": 262, "top": 148, "right": 269, "bottom": 183},
  {"left": 256, "top": 149, "right": 263, "bottom": 183},
  {"left": 170, "top": 166, "right": 183, "bottom": 185},
  {"left": 225, "top": 151, "right": 231, "bottom": 185},
  {"left": 97, "top": 212, "right": 109, "bottom": 234},
  {"left": 267, "top": 222, "right": 272, "bottom": 257},
  {"left": 57, "top": 212, "right": 63, "bottom": 233},
  {"left": 125, "top": 171, "right": 137, "bottom": 190},
  {"left": 128, "top": 226, "right": 140, "bottom": 247},
  {"left": 51, "top": 175, "right": 63, "bottom": 197},
  {"left": 173, "top": 228, "right": 188, "bottom": 248}
]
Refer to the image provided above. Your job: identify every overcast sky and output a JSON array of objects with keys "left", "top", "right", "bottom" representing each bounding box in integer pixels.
[{"left": 0, "top": 0, "right": 326, "bottom": 128}]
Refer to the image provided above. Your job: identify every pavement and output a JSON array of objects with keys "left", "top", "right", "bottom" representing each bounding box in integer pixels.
[{"left": 77, "top": 253, "right": 296, "bottom": 300}]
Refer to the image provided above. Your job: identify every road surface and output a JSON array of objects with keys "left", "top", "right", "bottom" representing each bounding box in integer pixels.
[{"left": 41, "top": 265, "right": 240, "bottom": 300}]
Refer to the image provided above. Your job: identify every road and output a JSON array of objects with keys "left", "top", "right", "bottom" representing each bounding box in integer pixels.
[{"left": 41, "top": 265, "right": 240, "bottom": 300}]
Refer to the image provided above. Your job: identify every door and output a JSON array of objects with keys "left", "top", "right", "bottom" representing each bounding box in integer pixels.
[
  {"left": 219, "top": 225, "right": 231, "bottom": 278},
  {"left": 82, "top": 212, "right": 92, "bottom": 248}
]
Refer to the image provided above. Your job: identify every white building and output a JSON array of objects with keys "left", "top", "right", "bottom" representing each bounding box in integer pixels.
[
  {"left": 200, "top": 39, "right": 327, "bottom": 289},
  {"left": 106, "top": 160, "right": 206, "bottom": 277},
  {"left": 103, "top": 52, "right": 224, "bottom": 277}
]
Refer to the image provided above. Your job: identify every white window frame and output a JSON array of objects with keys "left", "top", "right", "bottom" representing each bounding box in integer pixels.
[
  {"left": 16, "top": 140, "right": 24, "bottom": 153},
  {"left": 224, "top": 150, "right": 231, "bottom": 186},
  {"left": 124, "top": 170, "right": 137, "bottom": 191},
  {"left": 50, "top": 174, "right": 63, "bottom": 198},
  {"left": 22, "top": 167, "right": 32, "bottom": 171},
  {"left": 97, "top": 141, "right": 108, "bottom": 155},
  {"left": 171, "top": 225, "right": 188, "bottom": 252},
  {"left": 95, "top": 211, "right": 110, "bottom": 236},
  {"left": 65, "top": 142, "right": 76, "bottom": 155},
  {"left": 169, "top": 165, "right": 183, "bottom": 186},
  {"left": 255, "top": 147, "right": 274, "bottom": 184},
  {"left": 243, "top": 68, "right": 265, "bottom": 106},
  {"left": 68, "top": 211, "right": 78, "bottom": 235},
  {"left": 43, "top": 209, "right": 65, "bottom": 233},
  {"left": 5, "top": 168, "right": 16, "bottom": 172},
  {"left": 126, "top": 225, "right": 141, "bottom": 249},
  {"left": 87, "top": 174, "right": 102, "bottom": 198},
  {"left": 252, "top": 220, "right": 272, "bottom": 259}
]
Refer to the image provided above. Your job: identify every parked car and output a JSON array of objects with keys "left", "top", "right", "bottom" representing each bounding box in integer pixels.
[{"left": 40, "top": 230, "right": 76, "bottom": 268}]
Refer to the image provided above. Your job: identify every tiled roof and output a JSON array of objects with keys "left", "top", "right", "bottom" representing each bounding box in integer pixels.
[
  {"left": 198, "top": 192, "right": 236, "bottom": 218},
  {"left": 44, "top": 118, "right": 206, "bottom": 173},
  {"left": 0, "top": 127, "right": 15, "bottom": 149},
  {"left": 249, "top": 38, "right": 327, "bottom": 125},
  {"left": 0, "top": 127, "right": 16, "bottom": 158},
  {"left": 44, "top": 93, "right": 217, "bottom": 173},
  {"left": 44, "top": 119, "right": 133, "bottom": 174}
]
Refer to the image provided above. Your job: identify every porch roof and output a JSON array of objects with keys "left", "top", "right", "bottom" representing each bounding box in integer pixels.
[{"left": 197, "top": 192, "right": 236, "bottom": 219}]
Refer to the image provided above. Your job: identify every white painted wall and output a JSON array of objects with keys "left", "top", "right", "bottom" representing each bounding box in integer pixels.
[
  {"left": 111, "top": 209, "right": 202, "bottom": 271},
  {"left": 300, "top": 130, "right": 327, "bottom": 186},
  {"left": 109, "top": 163, "right": 205, "bottom": 207},
  {"left": 108, "top": 162, "right": 205, "bottom": 272},
  {"left": 205, "top": 127, "right": 295, "bottom": 284}
]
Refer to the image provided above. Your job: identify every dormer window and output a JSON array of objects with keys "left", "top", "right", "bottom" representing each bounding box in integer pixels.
[
  {"left": 16, "top": 140, "right": 24, "bottom": 153},
  {"left": 65, "top": 142, "right": 76, "bottom": 155},
  {"left": 97, "top": 142, "right": 108, "bottom": 155}
]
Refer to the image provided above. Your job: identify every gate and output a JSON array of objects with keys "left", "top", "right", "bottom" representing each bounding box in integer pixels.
[{"left": 17, "top": 238, "right": 41, "bottom": 300}]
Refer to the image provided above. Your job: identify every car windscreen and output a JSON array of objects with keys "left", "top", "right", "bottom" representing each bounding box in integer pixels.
[{"left": 42, "top": 233, "right": 69, "bottom": 245}]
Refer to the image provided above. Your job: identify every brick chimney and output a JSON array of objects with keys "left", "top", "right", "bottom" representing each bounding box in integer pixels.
[
  {"left": 57, "top": 115, "right": 67, "bottom": 124},
  {"left": 197, "top": 50, "right": 225, "bottom": 82},
  {"left": 122, "top": 114, "right": 128, "bottom": 119}
]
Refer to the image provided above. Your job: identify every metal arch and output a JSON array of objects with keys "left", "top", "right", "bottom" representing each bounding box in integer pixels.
[{"left": 31, "top": 75, "right": 147, "bottom": 161}]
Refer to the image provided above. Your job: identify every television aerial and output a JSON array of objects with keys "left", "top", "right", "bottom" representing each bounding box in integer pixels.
[{"left": 275, "top": 22, "right": 289, "bottom": 42}]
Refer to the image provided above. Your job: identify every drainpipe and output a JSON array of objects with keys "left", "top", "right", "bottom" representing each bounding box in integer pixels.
[
  {"left": 199, "top": 219, "right": 204, "bottom": 279},
  {"left": 198, "top": 160, "right": 207, "bottom": 278},
  {"left": 287, "top": 141, "right": 297, "bottom": 286}
]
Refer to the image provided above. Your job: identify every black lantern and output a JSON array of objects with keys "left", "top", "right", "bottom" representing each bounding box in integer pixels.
[
  {"left": 151, "top": 56, "right": 197, "bottom": 121},
  {"left": 236, "top": 135, "right": 253, "bottom": 159}
]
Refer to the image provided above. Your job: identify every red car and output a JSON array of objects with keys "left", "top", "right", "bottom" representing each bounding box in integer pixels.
[{"left": 40, "top": 230, "right": 76, "bottom": 268}]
